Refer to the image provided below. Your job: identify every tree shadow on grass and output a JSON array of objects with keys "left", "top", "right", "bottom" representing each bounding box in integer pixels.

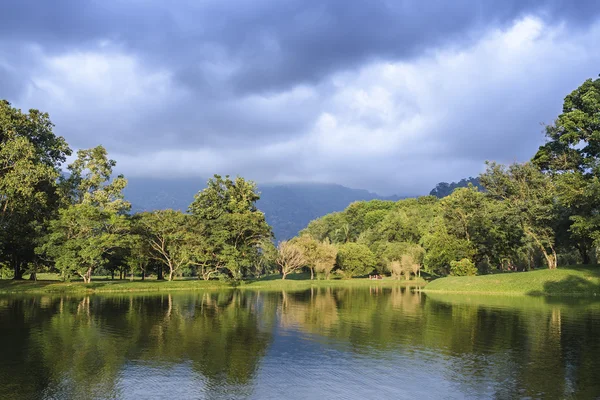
[{"left": 527, "top": 272, "right": 600, "bottom": 297}]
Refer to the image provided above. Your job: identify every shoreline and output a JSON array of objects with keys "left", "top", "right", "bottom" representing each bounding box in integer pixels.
[{"left": 0, "top": 276, "right": 425, "bottom": 295}]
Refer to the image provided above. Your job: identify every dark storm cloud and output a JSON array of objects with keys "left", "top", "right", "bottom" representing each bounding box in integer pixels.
[{"left": 2, "top": 0, "right": 599, "bottom": 94}]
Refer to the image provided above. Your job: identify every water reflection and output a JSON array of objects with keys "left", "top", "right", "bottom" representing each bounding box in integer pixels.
[{"left": 0, "top": 288, "right": 599, "bottom": 399}]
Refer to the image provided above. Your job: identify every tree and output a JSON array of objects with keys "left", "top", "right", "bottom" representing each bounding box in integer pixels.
[
  {"left": 294, "top": 235, "right": 338, "bottom": 280},
  {"left": 276, "top": 241, "right": 306, "bottom": 280},
  {"left": 124, "top": 231, "right": 151, "bottom": 281},
  {"left": 0, "top": 100, "right": 71, "bottom": 279},
  {"left": 293, "top": 235, "right": 319, "bottom": 279},
  {"left": 480, "top": 162, "right": 559, "bottom": 269},
  {"left": 336, "top": 243, "right": 376, "bottom": 278},
  {"left": 44, "top": 204, "right": 130, "bottom": 282},
  {"left": 253, "top": 238, "right": 278, "bottom": 278},
  {"left": 421, "top": 220, "right": 475, "bottom": 276},
  {"left": 136, "top": 210, "right": 197, "bottom": 281},
  {"left": 189, "top": 175, "right": 272, "bottom": 280},
  {"left": 314, "top": 240, "right": 338, "bottom": 280},
  {"left": 532, "top": 77, "right": 600, "bottom": 264},
  {"left": 380, "top": 242, "right": 424, "bottom": 279},
  {"left": 42, "top": 146, "right": 130, "bottom": 282}
]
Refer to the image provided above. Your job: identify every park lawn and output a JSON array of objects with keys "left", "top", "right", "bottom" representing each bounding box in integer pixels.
[
  {"left": 423, "top": 265, "right": 600, "bottom": 296},
  {"left": 0, "top": 272, "right": 425, "bottom": 294}
]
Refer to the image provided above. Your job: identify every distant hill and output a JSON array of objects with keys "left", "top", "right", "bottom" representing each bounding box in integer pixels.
[
  {"left": 123, "top": 177, "right": 403, "bottom": 240},
  {"left": 429, "top": 177, "right": 482, "bottom": 198}
]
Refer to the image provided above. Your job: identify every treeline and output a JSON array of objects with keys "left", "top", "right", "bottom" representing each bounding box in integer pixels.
[
  {"left": 297, "top": 77, "right": 600, "bottom": 277},
  {"left": 2, "top": 76, "right": 599, "bottom": 281}
]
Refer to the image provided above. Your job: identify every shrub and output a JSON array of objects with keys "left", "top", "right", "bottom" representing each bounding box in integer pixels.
[{"left": 450, "top": 258, "right": 477, "bottom": 276}]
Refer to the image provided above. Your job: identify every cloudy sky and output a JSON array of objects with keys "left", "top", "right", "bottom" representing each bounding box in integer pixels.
[{"left": 2, "top": 0, "right": 599, "bottom": 195}]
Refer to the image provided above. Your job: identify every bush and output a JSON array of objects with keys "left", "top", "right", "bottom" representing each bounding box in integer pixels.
[
  {"left": 336, "top": 243, "right": 377, "bottom": 278},
  {"left": 0, "top": 265, "right": 13, "bottom": 280},
  {"left": 450, "top": 258, "right": 477, "bottom": 276}
]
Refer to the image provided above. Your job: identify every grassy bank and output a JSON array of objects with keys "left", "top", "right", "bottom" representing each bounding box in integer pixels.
[
  {"left": 424, "top": 265, "right": 600, "bottom": 296},
  {"left": 0, "top": 273, "right": 424, "bottom": 295}
]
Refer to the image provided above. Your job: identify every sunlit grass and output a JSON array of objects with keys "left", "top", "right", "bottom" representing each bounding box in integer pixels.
[{"left": 424, "top": 265, "right": 600, "bottom": 296}]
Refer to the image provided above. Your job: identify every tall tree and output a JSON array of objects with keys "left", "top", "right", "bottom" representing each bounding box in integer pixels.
[
  {"left": 43, "top": 146, "right": 130, "bottom": 282},
  {"left": 0, "top": 100, "right": 71, "bottom": 279},
  {"left": 532, "top": 77, "right": 600, "bottom": 263},
  {"left": 189, "top": 175, "right": 272, "bottom": 280},
  {"left": 480, "top": 162, "right": 559, "bottom": 269},
  {"left": 136, "top": 210, "right": 197, "bottom": 281}
]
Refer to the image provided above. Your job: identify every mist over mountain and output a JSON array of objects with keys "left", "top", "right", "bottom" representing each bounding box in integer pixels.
[{"left": 123, "top": 177, "right": 402, "bottom": 240}]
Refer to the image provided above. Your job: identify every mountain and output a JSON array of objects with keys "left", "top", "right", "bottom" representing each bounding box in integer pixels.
[
  {"left": 123, "top": 177, "right": 402, "bottom": 240},
  {"left": 429, "top": 177, "right": 482, "bottom": 198}
]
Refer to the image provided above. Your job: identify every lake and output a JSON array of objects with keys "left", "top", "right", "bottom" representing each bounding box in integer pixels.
[{"left": 1, "top": 287, "right": 599, "bottom": 399}]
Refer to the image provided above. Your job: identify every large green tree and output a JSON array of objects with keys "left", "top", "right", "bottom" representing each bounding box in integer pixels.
[
  {"left": 480, "top": 162, "right": 559, "bottom": 269},
  {"left": 533, "top": 77, "right": 600, "bottom": 263},
  {"left": 0, "top": 101, "right": 71, "bottom": 279},
  {"left": 43, "top": 146, "right": 130, "bottom": 282},
  {"left": 189, "top": 175, "right": 272, "bottom": 280},
  {"left": 336, "top": 243, "right": 377, "bottom": 278},
  {"left": 135, "top": 210, "right": 199, "bottom": 281}
]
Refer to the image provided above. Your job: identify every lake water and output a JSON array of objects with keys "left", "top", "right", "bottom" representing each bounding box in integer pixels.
[{"left": 1, "top": 287, "right": 599, "bottom": 399}]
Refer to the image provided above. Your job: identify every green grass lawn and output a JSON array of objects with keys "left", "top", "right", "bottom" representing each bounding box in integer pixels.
[
  {"left": 0, "top": 272, "right": 424, "bottom": 294},
  {"left": 424, "top": 265, "right": 600, "bottom": 296}
]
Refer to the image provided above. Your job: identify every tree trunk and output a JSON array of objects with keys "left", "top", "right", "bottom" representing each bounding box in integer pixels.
[
  {"left": 157, "top": 265, "right": 163, "bottom": 280},
  {"left": 12, "top": 258, "right": 23, "bottom": 280},
  {"left": 542, "top": 249, "right": 557, "bottom": 270},
  {"left": 310, "top": 267, "right": 314, "bottom": 280},
  {"left": 579, "top": 243, "right": 591, "bottom": 264},
  {"left": 527, "top": 229, "right": 558, "bottom": 270},
  {"left": 141, "top": 269, "right": 145, "bottom": 281},
  {"left": 281, "top": 272, "right": 287, "bottom": 280},
  {"left": 111, "top": 269, "right": 115, "bottom": 280},
  {"left": 168, "top": 263, "right": 174, "bottom": 281},
  {"left": 29, "top": 272, "right": 37, "bottom": 281},
  {"left": 81, "top": 268, "right": 93, "bottom": 284}
]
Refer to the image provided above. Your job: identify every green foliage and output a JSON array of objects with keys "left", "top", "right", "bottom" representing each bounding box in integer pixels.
[
  {"left": 481, "top": 162, "right": 558, "bottom": 269},
  {"left": 532, "top": 77, "right": 600, "bottom": 264},
  {"left": 0, "top": 100, "right": 71, "bottom": 279},
  {"left": 0, "top": 265, "right": 13, "bottom": 280},
  {"left": 449, "top": 258, "right": 477, "bottom": 276},
  {"left": 293, "top": 235, "right": 338, "bottom": 279},
  {"left": 336, "top": 243, "right": 377, "bottom": 278},
  {"left": 135, "top": 210, "right": 199, "bottom": 281},
  {"left": 189, "top": 175, "right": 272, "bottom": 280},
  {"left": 42, "top": 146, "right": 131, "bottom": 282}
]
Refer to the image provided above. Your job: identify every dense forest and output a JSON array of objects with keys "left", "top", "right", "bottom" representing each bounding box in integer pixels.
[{"left": 1, "top": 77, "right": 599, "bottom": 281}]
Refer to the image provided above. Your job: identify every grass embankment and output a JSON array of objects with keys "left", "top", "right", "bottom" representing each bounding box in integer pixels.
[
  {"left": 424, "top": 265, "right": 600, "bottom": 296},
  {"left": 0, "top": 273, "right": 425, "bottom": 295}
]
